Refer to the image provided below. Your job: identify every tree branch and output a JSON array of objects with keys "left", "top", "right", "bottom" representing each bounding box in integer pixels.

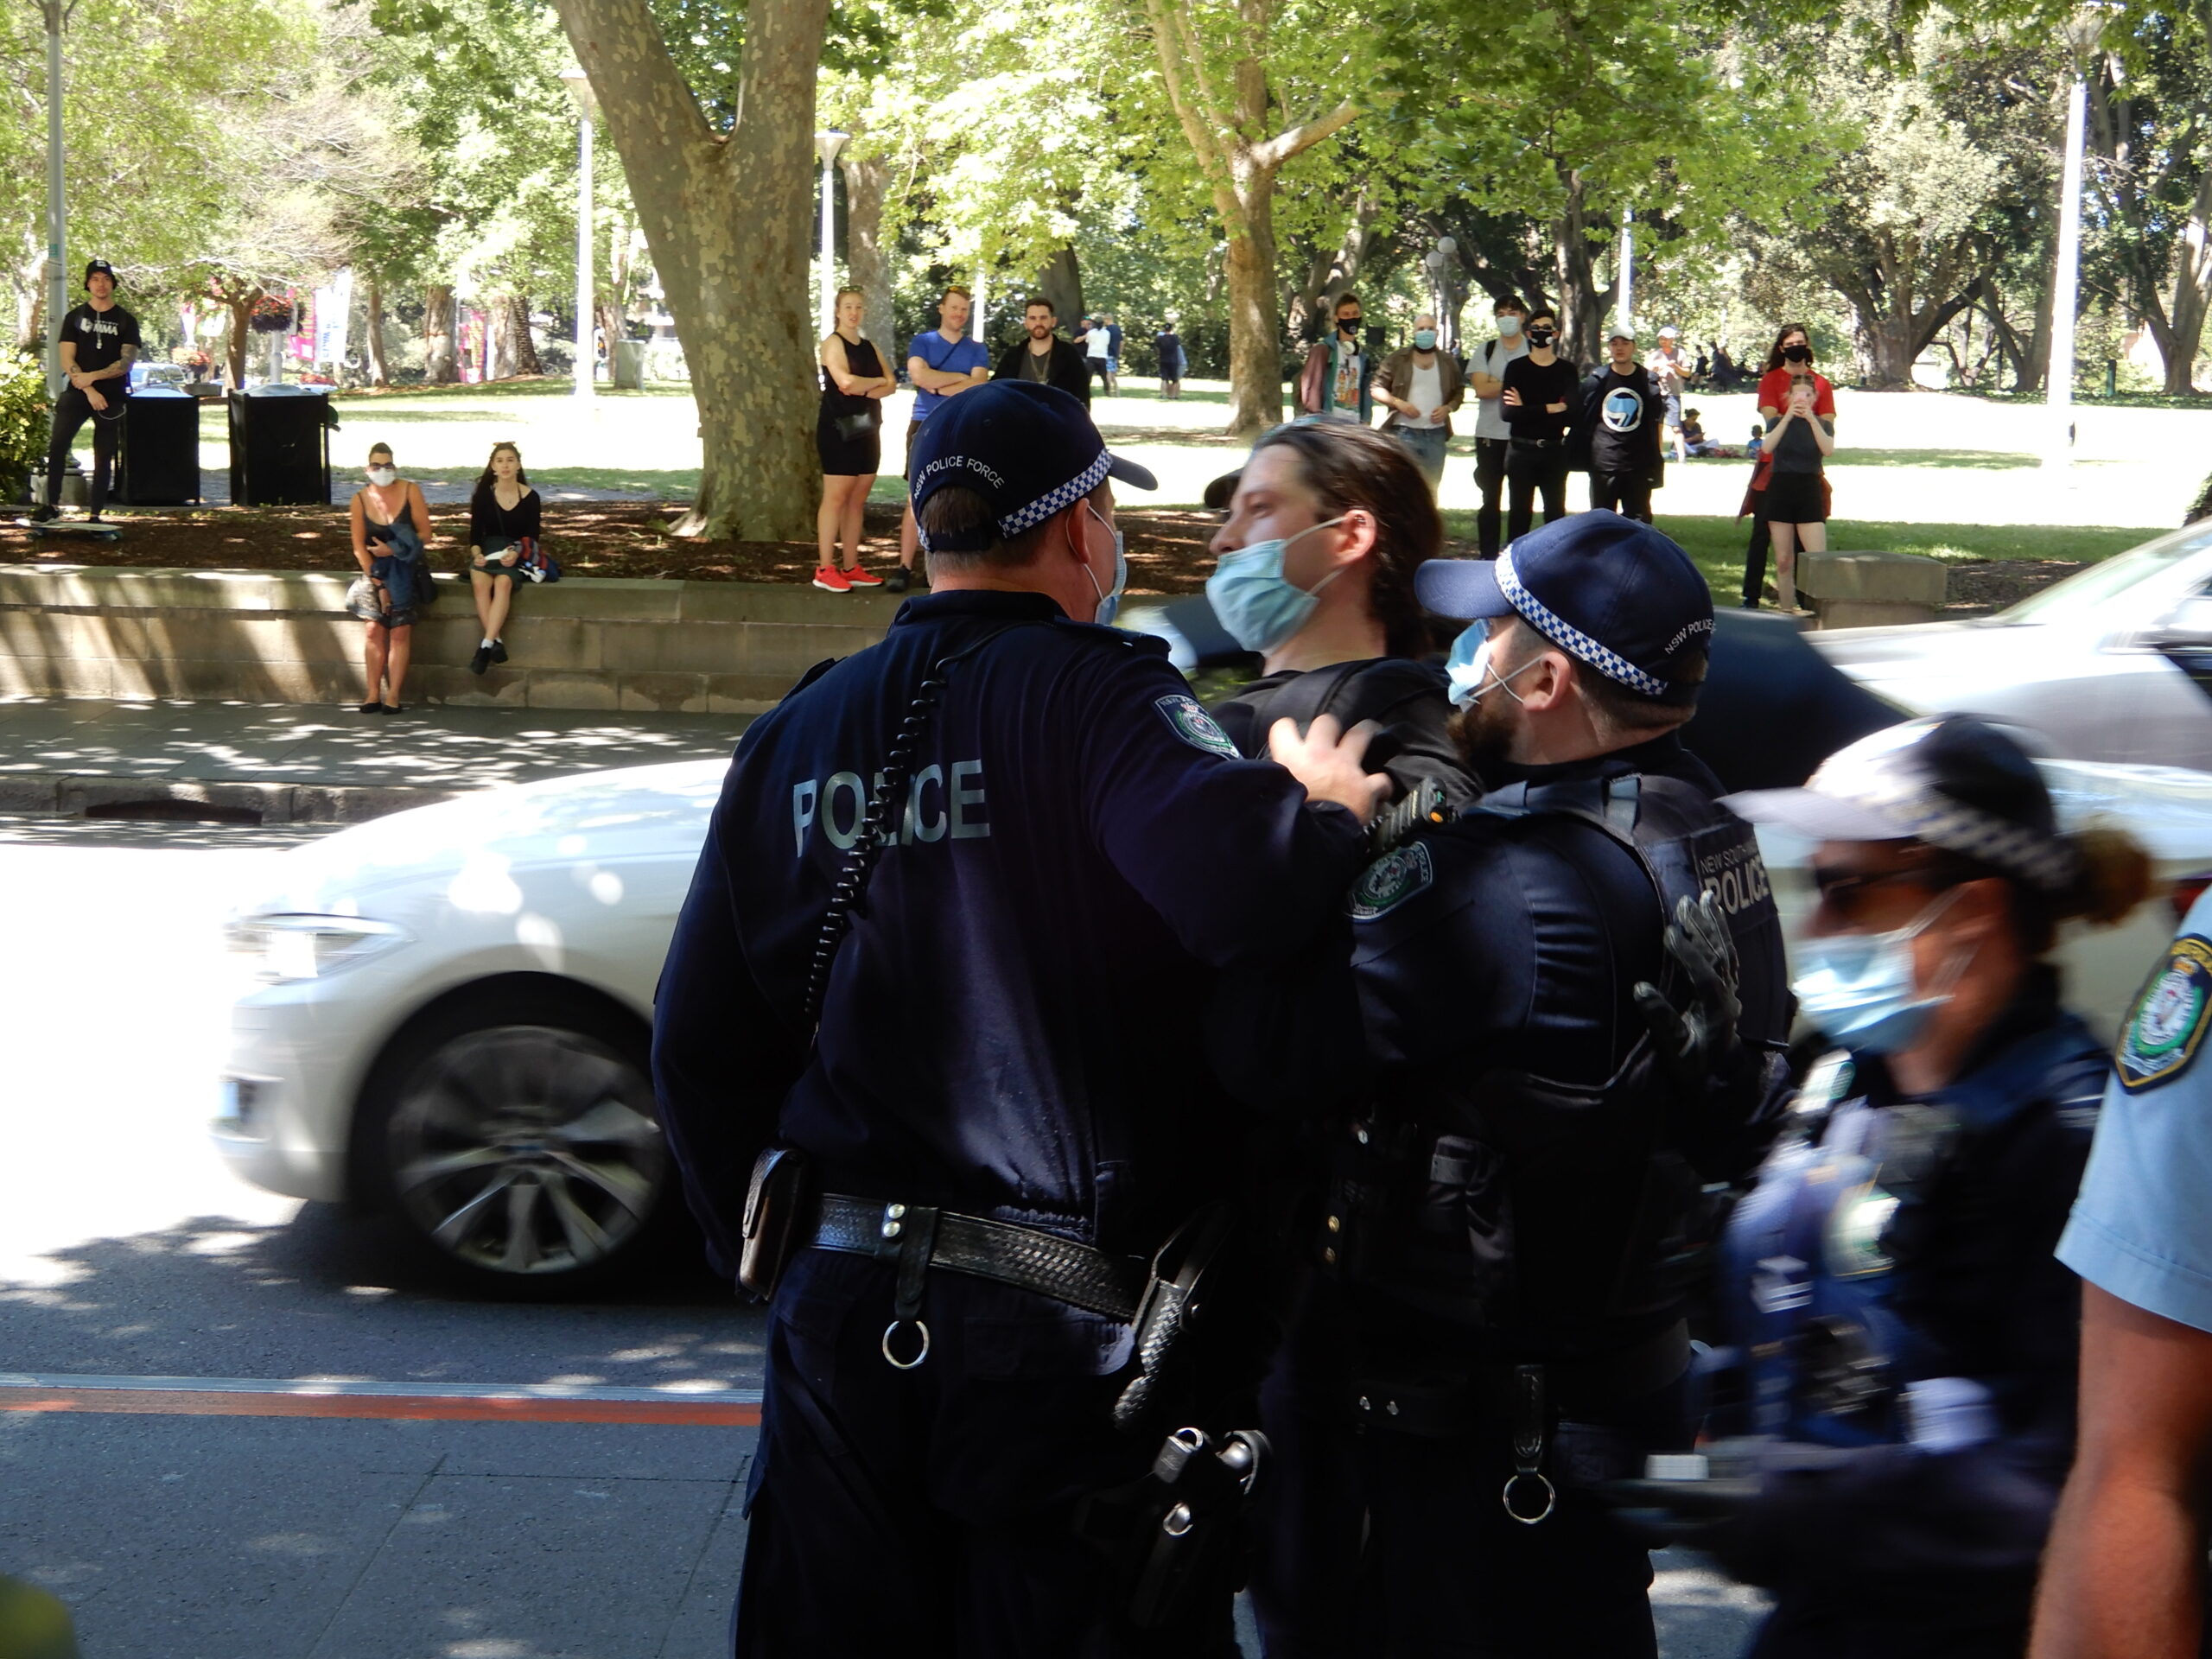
[{"left": 1251, "top": 98, "right": 1359, "bottom": 172}]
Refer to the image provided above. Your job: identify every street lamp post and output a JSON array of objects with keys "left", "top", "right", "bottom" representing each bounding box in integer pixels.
[
  {"left": 1436, "top": 236, "right": 1459, "bottom": 352},
  {"left": 560, "top": 63, "right": 598, "bottom": 406},
  {"left": 1617, "top": 210, "right": 1634, "bottom": 340},
  {"left": 41, "top": 0, "right": 77, "bottom": 397},
  {"left": 2044, "top": 42, "right": 2095, "bottom": 467},
  {"left": 815, "top": 130, "right": 849, "bottom": 337}
]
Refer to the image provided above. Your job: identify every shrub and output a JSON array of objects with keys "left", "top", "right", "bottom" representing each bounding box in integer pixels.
[{"left": 0, "top": 351, "right": 50, "bottom": 504}]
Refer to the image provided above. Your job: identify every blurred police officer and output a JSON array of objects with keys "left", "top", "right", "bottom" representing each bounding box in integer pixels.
[
  {"left": 652, "top": 378, "right": 1389, "bottom": 1656},
  {"left": 1224, "top": 512, "right": 1792, "bottom": 1656}
]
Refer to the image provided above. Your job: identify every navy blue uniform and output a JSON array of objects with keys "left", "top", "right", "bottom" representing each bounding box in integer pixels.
[{"left": 653, "top": 589, "right": 1366, "bottom": 1656}]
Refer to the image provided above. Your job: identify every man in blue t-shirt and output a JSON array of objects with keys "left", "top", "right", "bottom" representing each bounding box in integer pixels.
[{"left": 892, "top": 285, "right": 992, "bottom": 592}]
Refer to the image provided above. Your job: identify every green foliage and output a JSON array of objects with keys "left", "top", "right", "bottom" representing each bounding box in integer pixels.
[{"left": 0, "top": 351, "right": 49, "bottom": 503}]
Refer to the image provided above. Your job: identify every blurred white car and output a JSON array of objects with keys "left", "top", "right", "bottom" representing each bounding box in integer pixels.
[{"left": 216, "top": 756, "right": 2212, "bottom": 1290}]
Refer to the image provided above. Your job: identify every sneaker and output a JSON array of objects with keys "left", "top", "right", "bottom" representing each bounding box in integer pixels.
[
  {"left": 491, "top": 640, "right": 508, "bottom": 664},
  {"left": 842, "top": 565, "right": 883, "bottom": 588},
  {"left": 883, "top": 567, "right": 912, "bottom": 594},
  {"left": 812, "top": 565, "right": 853, "bottom": 594},
  {"left": 469, "top": 643, "right": 493, "bottom": 676},
  {"left": 27, "top": 505, "right": 57, "bottom": 524}
]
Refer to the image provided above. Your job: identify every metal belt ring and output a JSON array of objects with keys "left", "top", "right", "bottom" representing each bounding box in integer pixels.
[
  {"left": 880, "top": 1318, "right": 931, "bottom": 1370},
  {"left": 1501, "top": 1471, "right": 1556, "bottom": 1527}
]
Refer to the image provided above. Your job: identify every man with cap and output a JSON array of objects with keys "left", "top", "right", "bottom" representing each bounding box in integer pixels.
[
  {"left": 652, "top": 378, "right": 1391, "bottom": 1655},
  {"left": 32, "top": 260, "right": 140, "bottom": 524},
  {"left": 1571, "top": 325, "right": 1666, "bottom": 524},
  {"left": 1218, "top": 510, "right": 1793, "bottom": 1656},
  {"left": 1645, "top": 324, "right": 1689, "bottom": 466},
  {"left": 1624, "top": 715, "right": 2151, "bottom": 1659}
]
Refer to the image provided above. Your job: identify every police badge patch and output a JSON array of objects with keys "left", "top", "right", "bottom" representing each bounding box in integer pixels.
[
  {"left": 1153, "top": 694, "right": 1241, "bottom": 759},
  {"left": 2116, "top": 935, "right": 2212, "bottom": 1094},
  {"left": 1349, "top": 842, "right": 1433, "bottom": 921}
]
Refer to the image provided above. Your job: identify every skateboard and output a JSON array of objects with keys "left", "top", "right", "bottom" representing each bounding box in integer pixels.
[{"left": 18, "top": 518, "right": 121, "bottom": 543}]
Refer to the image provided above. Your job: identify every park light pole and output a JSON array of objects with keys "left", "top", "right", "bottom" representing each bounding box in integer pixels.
[
  {"left": 560, "top": 62, "right": 597, "bottom": 406},
  {"left": 1435, "top": 236, "right": 1458, "bottom": 352},
  {"left": 41, "top": 0, "right": 78, "bottom": 397},
  {"left": 815, "top": 130, "right": 849, "bottom": 337},
  {"left": 2044, "top": 9, "right": 2104, "bottom": 470},
  {"left": 1617, "top": 210, "right": 1634, "bottom": 340}
]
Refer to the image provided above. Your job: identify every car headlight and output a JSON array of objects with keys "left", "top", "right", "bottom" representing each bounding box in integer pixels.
[{"left": 227, "top": 914, "right": 410, "bottom": 982}]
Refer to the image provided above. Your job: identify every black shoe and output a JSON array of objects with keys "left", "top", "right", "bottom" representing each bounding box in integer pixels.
[
  {"left": 380, "top": 702, "right": 404, "bottom": 715},
  {"left": 358, "top": 700, "right": 382, "bottom": 715},
  {"left": 470, "top": 643, "right": 493, "bottom": 676},
  {"left": 490, "top": 640, "right": 508, "bottom": 664},
  {"left": 27, "top": 505, "right": 57, "bottom": 524},
  {"left": 883, "top": 568, "right": 912, "bottom": 594}
]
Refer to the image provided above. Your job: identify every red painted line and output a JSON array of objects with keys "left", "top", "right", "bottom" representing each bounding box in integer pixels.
[{"left": 0, "top": 1387, "right": 760, "bottom": 1427}]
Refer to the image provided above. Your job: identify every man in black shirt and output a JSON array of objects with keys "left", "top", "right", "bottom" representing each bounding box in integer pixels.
[
  {"left": 1572, "top": 327, "right": 1666, "bottom": 523},
  {"left": 1498, "top": 305, "right": 1578, "bottom": 542},
  {"left": 991, "top": 297, "right": 1092, "bottom": 407},
  {"left": 34, "top": 260, "right": 141, "bottom": 524}
]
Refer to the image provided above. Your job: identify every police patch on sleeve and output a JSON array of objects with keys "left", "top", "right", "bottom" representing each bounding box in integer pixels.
[
  {"left": 1154, "top": 694, "right": 1241, "bottom": 760},
  {"left": 2115, "top": 935, "right": 2212, "bottom": 1094},
  {"left": 1349, "top": 842, "right": 1433, "bottom": 921}
]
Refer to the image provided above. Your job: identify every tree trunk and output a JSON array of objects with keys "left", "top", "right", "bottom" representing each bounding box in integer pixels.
[
  {"left": 364, "top": 275, "right": 391, "bottom": 387},
  {"left": 1220, "top": 168, "right": 1286, "bottom": 435},
  {"left": 502, "top": 295, "right": 543, "bottom": 376},
  {"left": 225, "top": 299, "right": 255, "bottom": 389},
  {"left": 423, "top": 284, "right": 458, "bottom": 384},
  {"left": 556, "top": 0, "right": 828, "bottom": 542},
  {"left": 1549, "top": 170, "right": 1611, "bottom": 365},
  {"left": 1037, "top": 245, "right": 1084, "bottom": 335},
  {"left": 2158, "top": 194, "right": 2212, "bottom": 394},
  {"left": 842, "top": 150, "right": 896, "bottom": 360}
]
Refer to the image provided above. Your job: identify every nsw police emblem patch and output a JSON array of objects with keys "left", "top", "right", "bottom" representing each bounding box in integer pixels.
[
  {"left": 1349, "top": 842, "right": 1433, "bottom": 921},
  {"left": 1154, "top": 694, "right": 1241, "bottom": 759},
  {"left": 2116, "top": 935, "right": 2212, "bottom": 1094}
]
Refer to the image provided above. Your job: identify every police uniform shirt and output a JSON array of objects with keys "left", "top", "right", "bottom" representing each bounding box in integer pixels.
[
  {"left": 2058, "top": 889, "right": 2212, "bottom": 1334},
  {"left": 653, "top": 589, "right": 1368, "bottom": 1280},
  {"left": 58, "top": 302, "right": 140, "bottom": 378},
  {"left": 1211, "top": 657, "right": 1481, "bottom": 810}
]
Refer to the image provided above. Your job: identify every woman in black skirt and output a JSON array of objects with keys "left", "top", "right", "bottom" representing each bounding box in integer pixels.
[
  {"left": 1756, "top": 325, "right": 1837, "bottom": 611},
  {"left": 815, "top": 287, "right": 896, "bottom": 592}
]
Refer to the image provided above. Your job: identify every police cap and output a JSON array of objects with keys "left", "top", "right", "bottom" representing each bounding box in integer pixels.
[
  {"left": 1415, "top": 512, "right": 1713, "bottom": 707},
  {"left": 909, "top": 381, "right": 1157, "bottom": 554}
]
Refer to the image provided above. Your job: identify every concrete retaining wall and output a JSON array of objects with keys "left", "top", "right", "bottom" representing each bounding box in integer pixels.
[{"left": 0, "top": 567, "right": 901, "bottom": 711}]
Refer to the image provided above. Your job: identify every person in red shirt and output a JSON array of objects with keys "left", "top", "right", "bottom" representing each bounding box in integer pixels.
[{"left": 1747, "top": 324, "right": 1836, "bottom": 611}]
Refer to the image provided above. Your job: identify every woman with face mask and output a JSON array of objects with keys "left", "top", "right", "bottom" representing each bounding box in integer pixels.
[
  {"left": 1650, "top": 715, "right": 2152, "bottom": 1659},
  {"left": 1745, "top": 324, "right": 1837, "bottom": 612},
  {"left": 347, "top": 442, "right": 436, "bottom": 714}
]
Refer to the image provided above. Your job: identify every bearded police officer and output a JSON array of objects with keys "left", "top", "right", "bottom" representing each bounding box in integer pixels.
[
  {"left": 1224, "top": 512, "right": 1792, "bottom": 1656},
  {"left": 652, "top": 378, "right": 1389, "bottom": 1656},
  {"left": 32, "top": 259, "right": 139, "bottom": 525}
]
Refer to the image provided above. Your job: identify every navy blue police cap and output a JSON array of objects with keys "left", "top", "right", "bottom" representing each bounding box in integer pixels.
[
  {"left": 908, "top": 381, "right": 1157, "bottom": 554},
  {"left": 1414, "top": 511, "right": 1713, "bottom": 708}
]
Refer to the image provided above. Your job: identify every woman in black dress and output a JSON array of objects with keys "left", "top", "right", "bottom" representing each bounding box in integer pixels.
[
  {"left": 815, "top": 287, "right": 896, "bottom": 592},
  {"left": 466, "top": 442, "right": 540, "bottom": 673}
]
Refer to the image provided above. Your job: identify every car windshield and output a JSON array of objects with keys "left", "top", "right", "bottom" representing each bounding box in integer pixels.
[{"left": 2001, "top": 524, "right": 2212, "bottom": 626}]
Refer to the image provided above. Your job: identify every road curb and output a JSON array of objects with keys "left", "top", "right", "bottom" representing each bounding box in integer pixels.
[{"left": 0, "top": 770, "right": 462, "bottom": 824}]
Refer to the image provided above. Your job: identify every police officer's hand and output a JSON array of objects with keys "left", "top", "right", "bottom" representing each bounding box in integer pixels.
[
  {"left": 1632, "top": 890, "right": 1742, "bottom": 1090},
  {"left": 1268, "top": 714, "right": 1390, "bottom": 822}
]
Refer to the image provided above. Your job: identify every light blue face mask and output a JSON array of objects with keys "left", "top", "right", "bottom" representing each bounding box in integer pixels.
[
  {"left": 1443, "top": 619, "right": 1540, "bottom": 709},
  {"left": 1791, "top": 887, "right": 1964, "bottom": 1055},
  {"left": 1414, "top": 328, "right": 1438, "bottom": 350},
  {"left": 1083, "top": 503, "right": 1128, "bottom": 627},
  {"left": 1205, "top": 518, "right": 1349, "bottom": 654}
]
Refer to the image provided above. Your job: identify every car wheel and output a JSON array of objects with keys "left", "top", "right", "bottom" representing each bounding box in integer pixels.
[{"left": 362, "top": 988, "right": 675, "bottom": 1292}]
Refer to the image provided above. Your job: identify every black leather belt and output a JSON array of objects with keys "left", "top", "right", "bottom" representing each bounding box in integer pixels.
[
  {"left": 1352, "top": 1319, "right": 1693, "bottom": 1438},
  {"left": 807, "top": 1193, "right": 1147, "bottom": 1323}
]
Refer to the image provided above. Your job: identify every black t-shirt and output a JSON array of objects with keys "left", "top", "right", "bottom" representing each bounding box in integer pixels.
[
  {"left": 1770, "top": 410, "right": 1829, "bottom": 474},
  {"left": 1212, "top": 658, "right": 1481, "bottom": 809},
  {"left": 58, "top": 302, "right": 141, "bottom": 377},
  {"left": 1586, "top": 366, "right": 1662, "bottom": 474},
  {"left": 1501, "top": 355, "right": 1579, "bottom": 442}
]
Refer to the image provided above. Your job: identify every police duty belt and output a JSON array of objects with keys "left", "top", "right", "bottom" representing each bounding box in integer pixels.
[{"left": 807, "top": 1192, "right": 1148, "bottom": 1366}]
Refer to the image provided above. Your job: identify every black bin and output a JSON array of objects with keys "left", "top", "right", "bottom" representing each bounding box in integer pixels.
[
  {"left": 117, "top": 388, "right": 201, "bottom": 505},
  {"left": 227, "top": 387, "right": 333, "bottom": 506}
]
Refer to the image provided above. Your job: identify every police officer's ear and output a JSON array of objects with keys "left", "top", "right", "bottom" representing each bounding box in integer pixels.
[{"left": 1507, "top": 643, "right": 1579, "bottom": 715}]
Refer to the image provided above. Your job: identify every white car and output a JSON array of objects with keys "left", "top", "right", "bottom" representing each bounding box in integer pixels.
[{"left": 216, "top": 755, "right": 2212, "bottom": 1290}]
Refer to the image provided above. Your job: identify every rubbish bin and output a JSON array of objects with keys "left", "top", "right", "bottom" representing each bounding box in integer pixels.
[
  {"left": 116, "top": 388, "right": 201, "bottom": 505},
  {"left": 612, "top": 340, "right": 646, "bottom": 391},
  {"left": 226, "top": 386, "right": 334, "bottom": 506}
]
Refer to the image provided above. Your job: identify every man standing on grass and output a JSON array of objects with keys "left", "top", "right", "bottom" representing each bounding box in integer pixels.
[
  {"left": 889, "top": 285, "right": 991, "bottom": 594},
  {"left": 1573, "top": 325, "right": 1666, "bottom": 523},
  {"left": 994, "top": 297, "right": 1092, "bottom": 407},
  {"left": 1645, "top": 325, "right": 1689, "bottom": 467}
]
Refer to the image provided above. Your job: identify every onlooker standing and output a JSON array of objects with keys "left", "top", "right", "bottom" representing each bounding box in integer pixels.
[
  {"left": 1572, "top": 325, "right": 1665, "bottom": 521},
  {"left": 889, "top": 285, "right": 990, "bottom": 594},
  {"left": 1644, "top": 324, "right": 1689, "bottom": 463},
  {"left": 1465, "top": 296, "right": 1529, "bottom": 556},
  {"left": 33, "top": 259, "right": 139, "bottom": 524},
  {"left": 1298, "top": 292, "right": 1373, "bottom": 424},
  {"left": 1498, "top": 305, "right": 1578, "bottom": 540},
  {"left": 348, "top": 442, "right": 435, "bottom": 714},
  {"left": 1154, "top": 318, "right": 1185, "bottom": 398},
  {"left": 1754, "top": 324, "right": 1837, "bottom": 612},
  {"left": 1101, "top": 312, "right": 1123, "bottom": 395},
  {"left": 816, "top": 286, "right": 895, "bottom": 594},
  {"left": 992, "top": 296, "right": 1091, "bottom": 406},
  {"left": 1373, "top": 312, "right": 1465, "bottom": 493},
  {"left": 1080, "top": 312, "right": 1110, "bottom": 394},
  {"left": 2033, "top": 887, "right": 2212, "bottom": 1659},
  {"left": 467, "top": 442, "right": 539, "bottom": 671}
]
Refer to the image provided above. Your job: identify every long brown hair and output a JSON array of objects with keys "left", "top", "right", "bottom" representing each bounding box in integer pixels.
[
  {"left": 1246, "top": 423, "right": 1445, "bottom": 658},
  {"left": 470, "top": 442, "right": 529, "bottom": 512},
  {"left": 1764, "top": 323, "right": 1815, "bottom": 373}
]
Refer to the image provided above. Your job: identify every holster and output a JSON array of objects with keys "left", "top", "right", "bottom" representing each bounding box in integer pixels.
[
  {"left": 737, "top": 1147, "right": 811, "bottom": 1300},
  {"left": 1073, "top": 1425, "right": 1268, "bottom": 1631},
  {"left": 1112, "top": 1203, "right": 1236, "bottom": 1433}
]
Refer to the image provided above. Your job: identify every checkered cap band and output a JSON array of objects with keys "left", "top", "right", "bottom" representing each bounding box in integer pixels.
[
  {"left": 1000, "top": 450, "right": 1112, "bottom": 538},
  {"left": 1496, "top": 545, "right": 1670, "bottom": 699},
  {"left": 1812, "top": 740, "right": 2083, "bottom": 893}
]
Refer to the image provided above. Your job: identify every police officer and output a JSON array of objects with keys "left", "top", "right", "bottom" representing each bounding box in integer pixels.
[
  {"left": 651, "top": 378, "right": 1390, "bottom": 1656},
  {"left": 1224, "top": 512, "right": 1793, "bottom": 1656},
  {"left": 1637, "top": 716, "right": 2152, "bottom": 1659},
  {"left": 32, "top": 259, "right": 139, "bottom": 525}
]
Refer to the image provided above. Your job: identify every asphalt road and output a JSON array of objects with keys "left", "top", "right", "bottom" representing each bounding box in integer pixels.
[{"left": 0, "top": 817, "right": 1767, "bottom": 1657}]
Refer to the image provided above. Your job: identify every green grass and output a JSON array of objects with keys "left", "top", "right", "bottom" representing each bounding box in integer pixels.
[{"left": 1827, "top": 448, "right": 2039, "bottom": 470}]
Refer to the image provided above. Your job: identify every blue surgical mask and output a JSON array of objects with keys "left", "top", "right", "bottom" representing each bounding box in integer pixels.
[
  {"left": 1414, "top": 328, "right": 1438, "bottom": 350},
  {"left": 1444, "top": 620, "right": 1539, "bottom": 709},
  {"left": 1083, "top": 504, "right": 1127, "bottom": 627},
  {"left": 1205, "top": 518, "right": 1349, "bottom": 654},
  {"left": 1497, "top": 316, "right": 1522, "bottom": 337},
  {"left": 1791, "top": 888, "right": 1964, "bottom": 1055}
]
